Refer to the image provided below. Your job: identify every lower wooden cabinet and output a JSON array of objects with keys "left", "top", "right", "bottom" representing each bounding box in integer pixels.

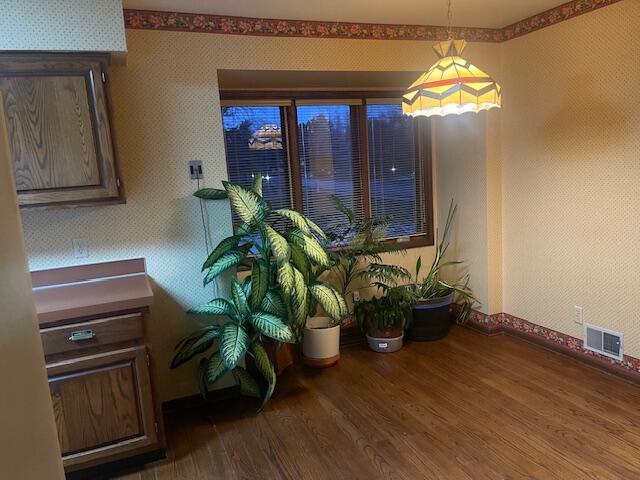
[
  {"left": 40, "top": 309, "right": 164, "bottom": 474},
  {"left": 48, "top": 346, "right": 158, "bottom": 470}
]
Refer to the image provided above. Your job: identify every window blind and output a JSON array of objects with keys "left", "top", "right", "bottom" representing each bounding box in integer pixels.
[
  {"left": 296, "top": 104, "right": 364, "bottom": 234},
  {"left": 367, "top": 103, "right": 425, "bottom": 237},
  {"left": 222, "top": 105, "right": 293, "bottom": 229}
]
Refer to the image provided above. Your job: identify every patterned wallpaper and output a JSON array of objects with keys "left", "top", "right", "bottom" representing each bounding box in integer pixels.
[
  {"left": 20, "top": 32, "right": 500, "bottom": 401},
  {"left": 501, "top": 0, "right": 640, "bottom": 358},
  {"left": 0, "top": 0, "right": 126, "bottom": 53}
]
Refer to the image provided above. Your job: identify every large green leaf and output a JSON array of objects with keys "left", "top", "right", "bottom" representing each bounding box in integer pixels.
[
  {"left": 251, "top": 174, "right": 263, "bottom": 197},
  {"left": 231, "top": 278, "right": 250, "bottom": 317},
  {"left": 250, "top": 260, "right": 269, "bottom": 310},
  {"left": 188, "top": 298, "right": 237, "bottom": 317},
  {"left": 234, "top": 223, "right": 254, "bottom": 237},
  {"left": 260, "top": 290, "right": 287, "bottom": 318},
  {"left": 202, "top": 236, "right": 240, "bottom": 271},
  {"left": 277, "top": 261, "right": 295, "bottom": 295},
  {"left": 223, "top": 182, "right": 267, "bottom": 225},
  {"left": 203, "top": 251, "right": 245, "bottom": 286},
  {"left": 251, "top": 343, "right": 276, "bottom": 411},
  {"left": 287, "top": 229, "right": 329, "bottom": 268},
  {"left": 232, "top": 367, "right": 261, "bottom": 398},
  {"left": 250, "top": 312, "right": 295, "bottom": 343},
  {"left": 264, "top": 224, "right": 290, "bottom": 263},
  {"left": 171, "top": 326, "right": 221, "bottom": 369},
  {"left": 305, "top": 217, "right": 328, "bottom": 241},
  {"left": 291, "top": 266, "right": 308, "bottom": 326},
  {"left": 194, "top": 188, "right": 228, "bottom": 200},
  {"left": 202, "top": 352, "right": 227, "bottom": 385},
  {"left": 219, "top": 323, "right": 249, "bottom": 369},
  {"left": 309, "top": 283, "right": 345, "bottom": 323},
  {"left": 274, "top": 209, "right": 311, "bottom": 235},
  {"left": 289, "top": 243, "right": 310, "bottom": 279}
]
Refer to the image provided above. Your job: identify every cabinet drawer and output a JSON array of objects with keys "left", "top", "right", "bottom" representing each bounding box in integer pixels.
[{"left": 41, "top": 313, "right": 143, "bottom": 356}]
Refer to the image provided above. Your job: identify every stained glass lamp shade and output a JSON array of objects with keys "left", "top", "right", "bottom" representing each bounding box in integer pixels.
[{"left": 403, "top": 39, "right": 501, "bottom": 118}]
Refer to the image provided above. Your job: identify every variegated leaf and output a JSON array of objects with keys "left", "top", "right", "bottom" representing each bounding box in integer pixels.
[
  {"left": 171, "top": 326, "right": 221, "bottom": 369},
  {"left": 277, "top": 261, "right": 295, "bottom": 295},
  {"left": 260, "top": 290, "right": 287, "bottom": 318},
  {"left": 251, "top": 342, "right": 276, "bottom": 411},
  {"left": 264, "top": 224, "right": 290, "bottom": 263},
  {"left": 231, "top": 278, "right": 250, "bottom": 317},
  {"left": 202, "top": 236, "right": 240, "bottom": 271},
  {"left": 232, "top": 367, "right": 261, "bottom": 398},
  {"left": 202, "top": 352, "right": 227, "bottom": 385},
  {"left": 188, "top": 298, "right": 237, "bottom": 317},
  {"left": 291, "top": 266, "right": 308, "bottom": 326},
  {"left": 309, "top": 283, "right": 344, "bottom": 322},
  {"left": 250, "top": 260, "right": 269, "bottom": 310},
  {"left": 223, "top": 181, "right": 267, "bottom": 225},
  {"left": 250, "top": 312, "right": 295, "bottom": 343},
  {"left": 219, "top": 323, "right": 249, "bottom": 369},
  {"left": 287, "top": 229, "right": 329, "bottom": 268},
  {"left": 194, "top": 188, "right": 228, "bottom": 200},
  {"left": 274, "top": 209, "right": 311, "bottom": 235},
  {"left": 203, "top": 251, "right": 245, "bottom": 286},
  {"left": 251, "top": 174, "right": 263, "bottom": 197}
]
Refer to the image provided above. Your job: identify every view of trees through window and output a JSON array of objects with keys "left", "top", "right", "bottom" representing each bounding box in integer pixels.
[{"left": 221, "top": 97, "right": 432, "bottom": 246}]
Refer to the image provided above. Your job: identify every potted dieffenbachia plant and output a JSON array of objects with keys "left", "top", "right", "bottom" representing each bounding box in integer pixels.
[
  {"left": 171, "top": 177, "right": 347, "bottom": 410},
  {"left": 408, "top": 200, "right": 477, "bottom": 341}
]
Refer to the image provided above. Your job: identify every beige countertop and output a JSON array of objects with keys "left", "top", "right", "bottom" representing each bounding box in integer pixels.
[{"left": 32, "top": 258, "right": 153, "bottom": 326}]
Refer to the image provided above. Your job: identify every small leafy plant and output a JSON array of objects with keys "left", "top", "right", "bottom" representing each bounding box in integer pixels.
[
  {"left": 354, "top": 287, "right": 413, "bottom": 336},
  {"left": 414, "top": 200, "right": 477, "bottom": 324},
  {"left": 171, "top": 177, "right": 347, "bottom": 410}
]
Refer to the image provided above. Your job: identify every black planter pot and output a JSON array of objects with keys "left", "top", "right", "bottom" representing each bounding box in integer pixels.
[{"left": 407, "top": 293, "right": 454, "bottom": 341}]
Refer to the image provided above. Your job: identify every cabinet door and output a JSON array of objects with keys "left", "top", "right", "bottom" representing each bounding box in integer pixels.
[
  {"left": 47, "top": 346, "right": 158, "bottom": 471},
  {"left": 0, "top": 54, "right": 122, "bottom": 207}
]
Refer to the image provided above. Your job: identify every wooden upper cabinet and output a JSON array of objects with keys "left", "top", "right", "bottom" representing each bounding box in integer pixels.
[{"left": 0, "top": 54, "right": 123, "bottom": 208}]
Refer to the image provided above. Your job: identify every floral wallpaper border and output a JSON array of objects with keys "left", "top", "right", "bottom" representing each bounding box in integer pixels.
[
  {"left": 123, "top": 0, "right": 623, "bottom": 42},
  {"left": 468, "top": 311, "right": 640, "bottom": 378}
]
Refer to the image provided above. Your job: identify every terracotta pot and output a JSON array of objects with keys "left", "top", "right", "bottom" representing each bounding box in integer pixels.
[
  {"left": 302, "top": 316, "right": 340, "bottom": 368},
  {"left": 264, "top": 341, "right": 295, "bottom": 376}
]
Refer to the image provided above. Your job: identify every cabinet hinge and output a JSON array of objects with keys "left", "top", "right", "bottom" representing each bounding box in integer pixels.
[
  {"left": 101, "top": 71, "right": 107, "bottom": 83},
  {"left": 154, "top": 422, "right": 159, "bottom": 434},
  {"left": 146, "top": 353, "right": 150, "bottom": 367},
  {"left": 116, "top": 177, "right": 121, "bottom": 188}
]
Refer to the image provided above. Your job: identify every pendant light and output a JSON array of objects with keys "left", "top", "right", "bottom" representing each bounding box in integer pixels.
[{"left": 403, "top": 0, "right": 501, "bottom": 118}]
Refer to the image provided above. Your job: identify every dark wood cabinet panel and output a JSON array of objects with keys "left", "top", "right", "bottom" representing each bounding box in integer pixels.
[
  {"left": 0, "top": 54, "right": 123, "bottom": 208},
  {"left": 47, "top": 346, "right": 158, "bottom": 471}
]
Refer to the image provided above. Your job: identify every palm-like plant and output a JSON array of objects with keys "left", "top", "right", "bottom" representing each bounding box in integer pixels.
[
  {"left": 328, "top": 196, "right": 411, "bottom": 299},
  {"left": 414, "top": 200, "right": 477, "bottom": 324},
  {"left": 171, "top": 177, "right": 347, "bottom": 410}
]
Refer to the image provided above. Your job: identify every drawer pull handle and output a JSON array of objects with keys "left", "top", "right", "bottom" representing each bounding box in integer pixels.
[{"left": 69, "top": 330, "right": 96, "bottom": 342}]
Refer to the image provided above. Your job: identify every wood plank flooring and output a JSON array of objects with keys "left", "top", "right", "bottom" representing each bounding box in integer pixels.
[{"left": 116, "top": 327, "right": 640, "bottom": 479}]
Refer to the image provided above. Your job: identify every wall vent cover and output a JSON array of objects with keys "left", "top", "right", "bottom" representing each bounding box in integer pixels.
[{"left": 584, "top": 324, "right": 624, "bottom": 360}]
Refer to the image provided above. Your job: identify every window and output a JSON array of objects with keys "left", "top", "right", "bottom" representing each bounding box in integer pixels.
[
  {"left": 297, "top": 103, "right": 364, "bottom": 232},
  {"left": 222, "top": 104, "right": 293, "bottom": 227},
  {"left": 221, "top": 94, "right": 433, "bottom": 247},
  {"left": 367, "top": 102, "right": 427, "bottom": 238}
]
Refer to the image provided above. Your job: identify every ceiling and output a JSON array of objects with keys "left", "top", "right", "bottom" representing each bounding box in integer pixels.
[{"left": 122, "top": 0, "right": 569, "bottom": 30}]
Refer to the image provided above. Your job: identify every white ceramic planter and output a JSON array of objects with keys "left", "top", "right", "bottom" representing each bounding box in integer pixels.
[{"left": 302, "top": 317, "right": 340, "bottom": 368}]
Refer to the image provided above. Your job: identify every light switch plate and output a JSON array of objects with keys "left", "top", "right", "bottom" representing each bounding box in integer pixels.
[
  {"left": 72, "top": 238, "right": 88, "bottom": 258},
  {"left": 188, "top": 160, "right": 204, "bottom": 180}
]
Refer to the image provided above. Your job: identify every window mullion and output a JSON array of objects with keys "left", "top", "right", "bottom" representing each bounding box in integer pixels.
[
  {"left": 285, "top": 103, "right": 304, "bottom": 212},
  {"left": 356, "top": 103, "right": 372, "bottom": 220}
]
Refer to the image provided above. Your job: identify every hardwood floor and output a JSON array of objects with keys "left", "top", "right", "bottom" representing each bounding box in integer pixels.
[{"left": 116, "top": 327, "right": 640, "bottom": 479}]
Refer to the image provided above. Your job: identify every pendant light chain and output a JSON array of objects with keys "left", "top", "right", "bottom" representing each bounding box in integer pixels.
[{"left": 447, "top": 0, "right": 453, "bottom": 39}]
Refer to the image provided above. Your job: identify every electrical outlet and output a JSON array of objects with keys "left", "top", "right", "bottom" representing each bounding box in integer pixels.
[
  {"left": 72, "top": 238, "right": 88, "bottom": 258},
  {"left": 574, "top": 305, "right": 583, "bottom": 325},
  {"left": 352, "top": 291, "right": 360, "bottom": 302},
  {"left": 188, "top": 160, "right": 203, "bottom": 180}
]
